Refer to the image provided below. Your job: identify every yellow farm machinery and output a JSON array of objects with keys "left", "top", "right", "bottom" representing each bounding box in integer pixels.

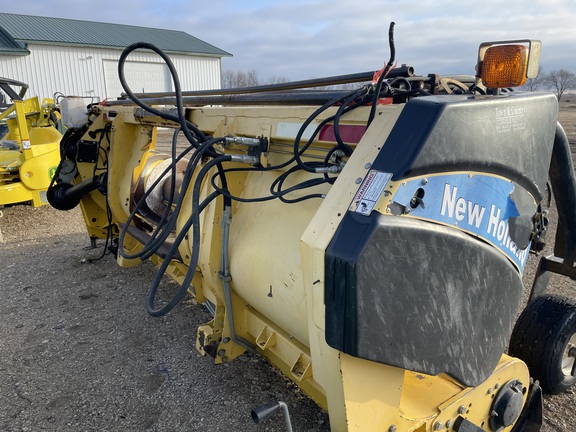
[
  {"left": 47, "top": 26, "right": 576, "bottom": 431},
  {"left": 0, "top": 78, "right": 62, "bottom": 208}
]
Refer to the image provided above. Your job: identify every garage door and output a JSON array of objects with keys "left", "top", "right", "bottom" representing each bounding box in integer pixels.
[{"left": 103, "top": 59, "right": 172, "bottom": 99}]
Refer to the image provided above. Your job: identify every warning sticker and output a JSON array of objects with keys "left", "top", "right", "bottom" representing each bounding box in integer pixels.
[{"left": 353, "top": 170, "right": 392, "bottom": 216}]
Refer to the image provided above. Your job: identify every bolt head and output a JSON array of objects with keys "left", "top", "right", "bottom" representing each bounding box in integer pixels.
[
  {"left": 388, "top": 426, "right": 397, "bottom": 432},
  {"left": 433, "top": 421, "right": 443, "bottom": 431}
]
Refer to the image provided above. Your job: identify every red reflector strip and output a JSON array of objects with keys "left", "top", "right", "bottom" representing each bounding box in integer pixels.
[{"left": 318, "top": 124, "right": 367, "bottom": 144}]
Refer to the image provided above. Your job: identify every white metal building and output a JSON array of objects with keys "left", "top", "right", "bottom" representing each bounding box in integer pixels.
[{"left": 0, "top": 13, "right": 231, "bottom": 101}]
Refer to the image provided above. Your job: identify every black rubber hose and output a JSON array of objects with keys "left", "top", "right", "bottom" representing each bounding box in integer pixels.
[
  {"left": 332, "top": 87, "right": 370, "bottom": 149},
  {"left": 367, "top": 21, "right": 396, "bottom": 127},
  {"left": 293, "top": 89, "right": 365, "bottom": 173},
  {"left": 271, "top": 164, "right": 335, "bottom": 203},
  {"left": 118, "top": 128, "right": 186, "bottom": 260},
  {"left": 118, "top": 42, "right": 218, "bottom": 158},
  {"left": 147, "top": 155, "right": 232, "bottom": 317},
  {"left": 118, "top": 139, "right": 196, "bottom": 260},
  {"left": 201, "top": 94, "right": 366, "bottom": 204},
  {"left": 118, "top": 135, "right": 225, "bottom": 261}
]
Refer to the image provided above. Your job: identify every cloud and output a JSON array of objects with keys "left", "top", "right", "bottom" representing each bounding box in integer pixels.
[{"left": 2, "top": 0, "right": 576, "bottom": 80}]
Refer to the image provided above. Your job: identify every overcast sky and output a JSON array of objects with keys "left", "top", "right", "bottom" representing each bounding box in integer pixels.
[{"left": 3, "top": 1, "right": 576, "bottom": 81}]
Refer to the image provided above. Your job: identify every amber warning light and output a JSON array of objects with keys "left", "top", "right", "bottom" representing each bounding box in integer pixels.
[{"left": 476, "top": 40, "right": 541, "bottom": 89}]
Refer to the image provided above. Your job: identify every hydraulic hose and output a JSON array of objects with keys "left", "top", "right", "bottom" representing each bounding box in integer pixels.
[
  {"left": 293, "top": 88, "right": 366, "bottom": 173},
  {"left": 118, "top": 136, "right": 224, "bottom": 261},
  {"left": 147, "top": 155, "right": 232, "bottom": 317},
  {"left": 118, "top": 42, "right": 218, "bottom": 158},
  {"left": 367, "top": 21, "right": 396, "bottom": 127}
]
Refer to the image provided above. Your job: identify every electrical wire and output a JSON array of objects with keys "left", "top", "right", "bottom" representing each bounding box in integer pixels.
[
  {"left": 86, "top": 125, "right": 115, "bottom": 262},
  {"left": 86, "top": 189, "right": 114, "bottom": 263}
]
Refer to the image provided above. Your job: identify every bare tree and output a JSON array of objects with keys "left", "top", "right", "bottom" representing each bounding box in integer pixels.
[
  {"left": 221, "top": 70, "right": 237, "bottom": 89},
  {"left": 222, "top": 70, "right": 289, "bottom": 88},
  {"left": 221, "top": 69, "right": 261, "bottom": 88},
  {"left": 221, "top": 69, "right": 256, "bottom": 88},
  {"left": 243, "top": 69, "right": 260, "bottom": 87},
  {"left": 543, "top": 69, "right": 576, "bottom": 101},
  {"left": 522, "top": 66, "right": 545, "bottom": 91},
  {"left": 266, "top": 75, "right": 289, "bottom": 85}
]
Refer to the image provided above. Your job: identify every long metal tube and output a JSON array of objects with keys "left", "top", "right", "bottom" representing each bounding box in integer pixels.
[
  {"left": 107, "top": 90, "right": 363, "bottom": 107},
  {"left": 107, "top": 73, "right": 475, "bottom": 109},
  {"left": 122, "top": 66, "right": 416, "bottom": 100},
  {"left": 220, "top": 205, "right": 255, "bottom": 353}
]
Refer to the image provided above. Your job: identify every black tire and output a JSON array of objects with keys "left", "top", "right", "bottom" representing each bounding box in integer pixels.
[{"left": 509, "top": 294, "right": 576, "bottom": 394}]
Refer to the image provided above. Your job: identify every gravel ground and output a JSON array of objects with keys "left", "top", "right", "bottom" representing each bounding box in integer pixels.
[
  {"left": 1, "top": 100, "right": 575, "bottom": 431},
  {"left": 0, "top": 206, "right": 329, "bottom": 432}
]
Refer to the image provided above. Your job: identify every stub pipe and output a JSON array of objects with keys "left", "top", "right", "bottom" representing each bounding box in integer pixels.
[{"left": 251, "top": 401, "right": 293, "bottom": 432}]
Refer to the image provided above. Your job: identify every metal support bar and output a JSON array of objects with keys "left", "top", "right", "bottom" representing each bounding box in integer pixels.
[
  {"left": 219, "top": 205, "right": 255, "bottom": 353},
  {"left": 529, "top": 122, "right": 576, "bottom": 301},
  {"left": 123, "top": 66, "right": 416, "bottom": 100},
  {"left": 107, "top": 90, "right": 363, "bottom": 107}
]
